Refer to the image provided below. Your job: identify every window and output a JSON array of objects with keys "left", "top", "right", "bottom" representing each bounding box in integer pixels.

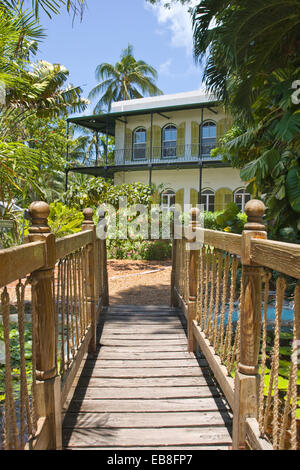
[
  {"left": 200, "top": 189, "right": 215, "bottom": 212},
  {"left": 201, "top": 121, "right": 216, "bottom": 157},
  {"left": 133, "top": 127, "right": 147, "bottom": 160},
  {"left": 234, "top": 188, "right": 251, "bottom": 212},
  {"left": 162, "top": 125, "right": 177, "bottom": 158},
  {"left": 161, "top": 189, "right": 176, "bottom": 210}
]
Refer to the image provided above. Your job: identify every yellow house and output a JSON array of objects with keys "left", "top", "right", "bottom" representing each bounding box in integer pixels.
[{"left": 68, "top": 90, "right": 250, "bottom": 212}]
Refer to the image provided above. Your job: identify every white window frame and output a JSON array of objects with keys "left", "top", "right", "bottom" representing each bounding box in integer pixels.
[
  {"left": 201, "top": 121, "right": 217, "bottom": 157},
  {"left": 162, "top": 124, "right": 177, "bottom": 159},
  {"left": 161, "top": 190, "right": 176, "bottom": 210},
  {"left": 201, "top": 189, "right": 215, "bottom": 212},
  {"left": 133, "top": 127, "right": 147, "bottom": 160},
  {"left": 234, "top": 188, "right": 251, "bottom": 212}
]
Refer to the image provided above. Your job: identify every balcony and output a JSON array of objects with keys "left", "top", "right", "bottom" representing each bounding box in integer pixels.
[{"left": 114, "top": 143, "right": 222, "bottom": 167}]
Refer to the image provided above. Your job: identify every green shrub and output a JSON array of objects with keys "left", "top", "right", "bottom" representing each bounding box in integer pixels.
[
  {"left": 107, "top": 239, "right": 171, "bottom": 261},
  {"left": 48, "top": 202, "right": 84, "bottom": 238}
]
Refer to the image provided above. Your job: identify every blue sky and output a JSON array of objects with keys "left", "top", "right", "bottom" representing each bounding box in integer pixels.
[{"left": 36, "top": 0, "right": 205, "bottom": 116}]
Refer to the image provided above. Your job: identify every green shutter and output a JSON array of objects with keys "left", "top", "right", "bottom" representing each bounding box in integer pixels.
[
  {"left": 152, "top": 125, "right": 161, "bottom": 160},
  {"left": 176, "top": 122, "right": 185, "bottom": 157},
  {"left": 124, "top": 128, "right": 132, "bottom": 161},
  {"left": 190, "top": 188, "right": 198, "bottom": 207},
  {"left": 191, "top": 121, "right": 199, "bottom": 157},
  {"left": 215, "top": 188, "right": 233, "bottom": 211},
  {"left": 175, "top": 188, "right": 184, "bottom": 210},
  {"left": 216, "top": 116, "right": 234, "bottom": 144}
]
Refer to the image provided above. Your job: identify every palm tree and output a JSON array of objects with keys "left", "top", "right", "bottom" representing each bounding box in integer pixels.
[
  {"left": 0, "top": 0, "right": 86, "bottom": 19},
  {"left": 89, "top": 44, "right": 163, "bottom": 112}
]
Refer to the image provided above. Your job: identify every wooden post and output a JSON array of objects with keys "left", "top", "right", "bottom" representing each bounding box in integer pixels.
[
  {"left": 187, "top": 207, "right": 201, "bottom": 353},
  {"left": 232, "top": 199, "right": 267, "bottom": 450},
  {"left": 171, "top": 209, "right": 180, "bottom": 308},
  {"left": 82, "top": 208, "right": 97, "bottom": 354},
  {"left": 98, "top": 210, "right": 109, "bottom": 306},
  {"left": 28, "top": 201, "right": 62, "bottom": 450}
]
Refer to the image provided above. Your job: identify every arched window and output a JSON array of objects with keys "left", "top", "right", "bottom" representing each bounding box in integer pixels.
[
  {"left": 161, "top": 189, "right": 176, "bottom": 210},
  {"left": 162, "top": 124, "right": 177, "bottom": 158},
  {"left": 201, "top": 121, "right": 216, "bottom": 157},
  {"left": 200, "top": 189, "right": 215, "bottom": 212},
  {"left": 133, "top": 127, "right": 147, "bottom": 160},
  {"left": 234, "top": 188, "right": 251, "bottom": 212}
]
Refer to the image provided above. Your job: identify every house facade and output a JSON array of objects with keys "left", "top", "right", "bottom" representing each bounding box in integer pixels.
[{"left": 68, "top": 90, "right": 250, "bottom": 212}]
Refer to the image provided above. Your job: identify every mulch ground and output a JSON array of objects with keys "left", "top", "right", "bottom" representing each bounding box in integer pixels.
[{"left": 107, "top": 259, "right": 172, "bottom": 306}]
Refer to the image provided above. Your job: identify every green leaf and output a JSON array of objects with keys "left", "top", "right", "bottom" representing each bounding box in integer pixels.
[{"left": 286, "top": 166, "right": 300, "bottom": 212}]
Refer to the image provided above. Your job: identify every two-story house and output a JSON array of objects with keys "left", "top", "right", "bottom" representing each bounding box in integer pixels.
[{"left": 67, "top": 90, "right": 250, "bottom": 212}]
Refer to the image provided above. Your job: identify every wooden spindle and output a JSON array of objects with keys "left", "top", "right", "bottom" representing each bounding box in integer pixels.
[{"left": 232, "top": 199, "right": 267, "bottom": 450}]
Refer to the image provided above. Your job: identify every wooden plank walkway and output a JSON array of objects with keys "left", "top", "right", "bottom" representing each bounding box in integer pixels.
[{"left": 62, "top": 305, "right": 233, "bottom": 450}]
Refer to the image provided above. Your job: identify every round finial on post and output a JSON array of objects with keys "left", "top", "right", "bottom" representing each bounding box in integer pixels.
[
  {"left": 29, "top": 201, "right": 50, "bottom": 234},
  {"left": 244, "top": 199, "right": 266, "bottom": 231},
  {"left": 82, "top": 207, "right": 95, "bottom": 231},
  {"left": 82, "top": 207, "right": 94, "bottom": 225}
]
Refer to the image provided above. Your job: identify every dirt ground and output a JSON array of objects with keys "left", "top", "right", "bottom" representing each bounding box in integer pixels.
[{"left": 107, "top": 259, "right": 172, "bottom": 306}]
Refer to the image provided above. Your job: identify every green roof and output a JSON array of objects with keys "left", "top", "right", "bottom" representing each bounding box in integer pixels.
[{"left": 67, "top": 99, "right": 220, "bottom": 136}]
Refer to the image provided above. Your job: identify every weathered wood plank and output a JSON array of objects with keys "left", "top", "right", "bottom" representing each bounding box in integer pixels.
[
  {"left": 61, "top": 328, "right": 92, "bottom": 407},
  {"left": 99, "top": 338, "right": 188, "bottom": 346},
  {"left": 106, "top": 310, "right": 180, "bottom": 317},
  {"left": 107, "top": 305, "right": 179, "bottom": 311},
  {"left": 192, "top": 321, "right": 235, "bottom": 410},
  {"left": 74, "top": 385, "right": 221, "bottom": 400},
  {"left": 102, "top": 325, "right": 185, "bottom": 333},
  {"left": 63, "top": 410, "right": 231, "bottom": 429},
  {"left": 79, "top": 367, "right": 205, "bottom": 378},
  {"left": 101, "top": 333, "right": 187, "bottom": 340},
  {"left": 245, "top": 418, "right": 273, "bottom": 450},
  {"left": 63, "top": 426, "right": 232, "bottom": 448},
  {"left": 77, "top": 375, "right": 213, "bottom": 388},
  {"left": 98, "top": 344, "right": 188, "bottom": 352},
  {"left": 68, "top": 397, "right": 230, "bottom": 413},
  {"left": 0, "top": 240, "right": 45, "bottom": 287},
  {"left": 82, "top": 359, "right": 200, "bottom": 368},
  {"left": 96, "top": 350, "right": 198, "bottom": 360}
]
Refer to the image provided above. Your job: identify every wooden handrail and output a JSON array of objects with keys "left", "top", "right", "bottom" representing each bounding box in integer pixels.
[
  {"left": 0, "top": 240, "right": 45, "bottom": 287},
  {"left": 55, "top": 230, "right": 93, "bottom": 261},
  {"left": 251, "top": 237, "right": 300, "bottom": 278}
]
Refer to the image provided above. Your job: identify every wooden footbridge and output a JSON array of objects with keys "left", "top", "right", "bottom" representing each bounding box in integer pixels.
[{"left": 0, "top": 201, "right": 299, "bottom": 451}]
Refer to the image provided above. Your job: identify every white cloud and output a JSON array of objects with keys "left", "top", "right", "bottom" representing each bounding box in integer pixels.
[
  {"left": 146, "top": 1, "right": 198, "bottom": 56},
  {"left": 159, "top": 58, "right": 172, "bottom": 75}
]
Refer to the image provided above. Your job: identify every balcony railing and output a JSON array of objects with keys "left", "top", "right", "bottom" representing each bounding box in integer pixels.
[{"left": 114, "top": 144, "right": 222, "bottom": 166}]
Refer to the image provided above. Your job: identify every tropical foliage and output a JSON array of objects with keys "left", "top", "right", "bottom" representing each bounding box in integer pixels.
[
  {"left": 190, "top": 0, "right": 300, "bottom": 241},
  {"left": 89, "top": 44, "right": 163, "bottom": 112},
  {"left": 0, "top": 1, "right": 89, "bottom": 218}
]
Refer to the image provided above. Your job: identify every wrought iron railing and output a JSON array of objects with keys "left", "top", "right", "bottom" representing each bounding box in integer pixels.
[{"left": 114, "top": 144, "right": 222, "bottom": 165}]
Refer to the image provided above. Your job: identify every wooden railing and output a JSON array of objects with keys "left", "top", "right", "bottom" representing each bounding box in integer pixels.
[
  {"left": 172, "top": 200, "right": 299, "bottom": 451},
  {"left": 0, "top": 202, "right": 108, "bottom": 450}
]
